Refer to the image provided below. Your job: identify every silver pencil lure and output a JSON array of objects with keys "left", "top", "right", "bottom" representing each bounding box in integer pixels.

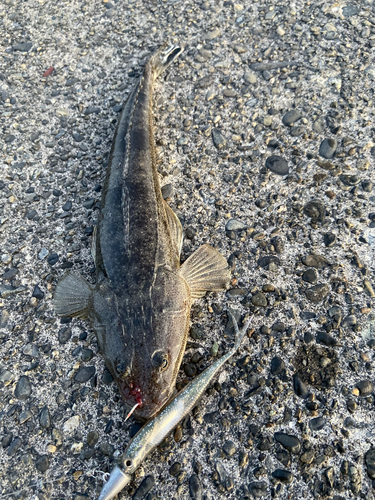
[{"left": 98, "top": 312, "right": 251, "bottom": 500}]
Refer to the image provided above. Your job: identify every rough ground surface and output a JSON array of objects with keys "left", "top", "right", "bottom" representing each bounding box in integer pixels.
[{"left": 1, "top": 0, "right": 375, "bottom": 499}]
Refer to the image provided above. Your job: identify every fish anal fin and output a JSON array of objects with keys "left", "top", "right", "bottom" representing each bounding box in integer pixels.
[
  {"left": 179, "top": 244, "right": 230, "bottom": 300},
  {"left": 54, "top": 272, "right": 92, "bottom": 319},
  {"left": 164, "top": 201, "right": 183, "bottom": 256}
]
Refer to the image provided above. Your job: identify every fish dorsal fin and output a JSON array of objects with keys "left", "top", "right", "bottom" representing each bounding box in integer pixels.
[
  {"left": 179, "top": 244, "right": 230, "bottom": 300},
  {"left": 164, "top": 201, "right": 183, "bottom": 256},
  {"left": 54, "top": 272, "right": 92, "bottom": 319}
]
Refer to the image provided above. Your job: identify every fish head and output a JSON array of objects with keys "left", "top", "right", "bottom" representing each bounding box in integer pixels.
[
  {"left": 115, "top": 302, "right": 189, "bottom": 420},
  {"left": 114, "top": 274, "right": 190, "bottom": 420},
  {"left": 93, "top": 273, "right": 190, "bottom": 420}
]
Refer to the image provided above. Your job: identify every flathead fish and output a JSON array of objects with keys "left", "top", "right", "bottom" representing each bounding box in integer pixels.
[{"left": 54, "top": 43, "right": 230, "bottom": 420}]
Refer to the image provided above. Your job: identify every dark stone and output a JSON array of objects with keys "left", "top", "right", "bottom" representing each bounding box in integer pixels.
[
  {"left": 161, "top": 183, "right": 173, "bottom": 199},
  {"left": 81, "top": 348, "right": 94, "bottom": 362},
  {"left": 340, "top": 174, "right": 360, "bottom": 186},
  {"left": 87, "top": 431, "right": 99, "bottom": 447},
  {"left": 129, "top": 423, "right": 142, "bottom": 438},
  {"left": 251, "top": 292, "right": 267, "bottom": 307},
  {"left": 365, "top": 448, "right": 375, "bottom": 479},
  {"left": 301, "top": 310, "right": 317, "bottom": 321},
  {"left": 189, "top": 474, "right": 202, "bottom": 500},
  {"left": 282, "top": 109, "right": 302, "bottom": 126},
  {"left": 324, "top": 232, "right": 336, "bottom": 247},
  {"left": 293, "top": 373, "right": 309, "bottom": 399},
  {"left": 102, "top": 369, "right": 114, "bottom": 385},
  {"left": 356, "top": 380, "right": 374, "bottom": 397},
  {"left": 204, "top": 411, "right": 218, "bottom": 424},
  {"left": 185, "top": 226, "right": 197, "bottom": 239},
  {"left": 58, "top": 327, "right": 71, "bottom": 344},
  {"left": 317, "top": 331, "right": 338, "bottom": 347},
  {"left": 272, "top": 469, "right": 293, "bottom": 483},
  {"left": 265, "top": 155, "right": 289, "bottom": 175},
  {"left": 305, "top": 284, "right": 330, "bottom": 303},
  {"left": 211, "top": 128, "right": 227, "bottom": 149},
  {"left": 30, "top": 131, "right": 42, "bottom": 142},
  {"left": 304, "top": 201, "right": 325, "bottom": 224},
  {"left": 270, "top": 236, "right": 284, "bottom": 254},
  {"left": 75, "top": 366, "right": 95, "bottom": 383},
  {"left": 2, "top": 268, "right": 18, "bottom": 280},
  {"left": 72, "top": 132, "right": 84, "bottom": 142},
  {"left": 35, "top": 455, "right": 50, "bottom": 472},
  {"left": 5, "top": 134, "right": 16, "bottom": 143},
  {"left": 362, "top": 180, "right": 373, "bottom": 192},
  {"left": 26, "top": 210, "right": 38, "bottom": 220},
  {"left": 271, "top": 357, "right": 285, "bottom": 376},
  {"left": 14, "top": 376, "right": 32, "bottom": 400},
  {"left": 83, "top": 198, "right": 95, "bottom": 209},
  {"left": 302, "top": 269, "right": 317, "bottom": 284},
  {"left": 342, "top": 4, "right": 359, "bottom": 17},
  {"left": 274, "top": 432, "right": 301, "bottom": 454},
  {"left": 309, "top": 417, "right": 326, "bottom": 431},
  {"left": 62, "top": 201, "right": 72, "bottom": 211},
  {"left": 39, "top": 406, "right": 51, "bottom": 428},
  {"left": 301, "top": 254, "right": 330, "bottom": 269},
  {"left": 13, "top": 42, "right": 33, "bottom": 52},
  {"left": 258, "top": 255, "right": 280, "bottom": 269},
  {"left": 53, "top": 189, "right": 62, "bottom": 197},
  {"left": 184, "top": 363, "right": 197, "bottom": 377},
  {"left": 248, "top": 481, "right": 267, "bottom": 498},
  {"left": 132, "top": 475, "right": 155, "bottom": 500},
  {"left": 223, "top": 440, "right": 236, "bottom": 456},
  {"left": 169, "top": 462, "right": 182, "bottom": 476},
  {"left": 32, "top": 285, "right": 44, "bottom": 300},
  {"left": 290, "top": 126, "right": 305, "bottom": 137},
  {"left": 272, "top": 322, "right": 285, "bottom": 333},
  {"left": 319, "top": 138, "right": 337, "bottom": 159},
  {"left": 84, "top": 106, "right": 100, "bottom": 115},
  {"left": 7, "top": 437, "right": 22, "bottom": 456},
  {"left": 66, "top": 77, "right": 79, "bottom": 86},
  {"left": 2, "top": 433, "right": 13, "bottom": 448},
  {"left": 47, "top": 253, "right": 59, "bottom": 266}
]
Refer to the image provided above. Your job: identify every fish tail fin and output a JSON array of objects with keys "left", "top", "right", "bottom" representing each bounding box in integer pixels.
[
  {"left": 228, "top": 311, "right": 251, "bottom": 351},
  {"left": 54, "top": 272, "right": 92, "bottom": 319},
  {"left": 150, "top": 43, "right": 184, "bottom": 79}
]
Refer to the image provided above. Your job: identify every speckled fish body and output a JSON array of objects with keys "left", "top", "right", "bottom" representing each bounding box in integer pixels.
[
  {"left": 98, "top": 313, "right": 250, "bottom": 500},
  {"left": 54, "top": 43, "right": 231, "bottom": 420}
]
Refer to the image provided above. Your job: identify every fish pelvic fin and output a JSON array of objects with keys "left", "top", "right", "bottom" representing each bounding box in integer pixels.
[
  {"left": 150, "top": 43, "right": 184, "bottom": 79},
  {"left": 164, "top": 201, "right": 183, "bottom": 257},
  {"left": 179, "top": 244, "right": 230, "bottom": 300},
  {"left": 54, "top": 272, "right": 92, "bottom": 319}
]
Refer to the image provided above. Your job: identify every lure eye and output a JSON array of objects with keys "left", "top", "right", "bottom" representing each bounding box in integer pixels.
[
  {"left": 125, "top": 459, "right": 132, "bottom": 467},
  {"left": 152, "top": 351, "right": 169, "bottom": 371}
]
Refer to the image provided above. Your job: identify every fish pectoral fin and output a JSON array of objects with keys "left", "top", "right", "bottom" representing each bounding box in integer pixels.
[
  {"left": 54, "top": 272, "right": 92, "bottom": 319},
  {"left": 164, "top": 201, "right": 183, "bottom": 256},
  {"left": 179, "top": 244, "right": 230, "bottom": 300}
]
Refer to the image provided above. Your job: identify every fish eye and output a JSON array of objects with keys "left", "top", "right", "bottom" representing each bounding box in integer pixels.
[
  {"left": 116, "top": 361, "right": 130, "bottom": 379},
  {"left": 152, "top": 351, "right": 169, "bottom": 371}
]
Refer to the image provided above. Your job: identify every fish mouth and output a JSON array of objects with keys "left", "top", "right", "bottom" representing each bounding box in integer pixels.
[{"left": 117, "top": 380, "right": 169, "bottom": 420}]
